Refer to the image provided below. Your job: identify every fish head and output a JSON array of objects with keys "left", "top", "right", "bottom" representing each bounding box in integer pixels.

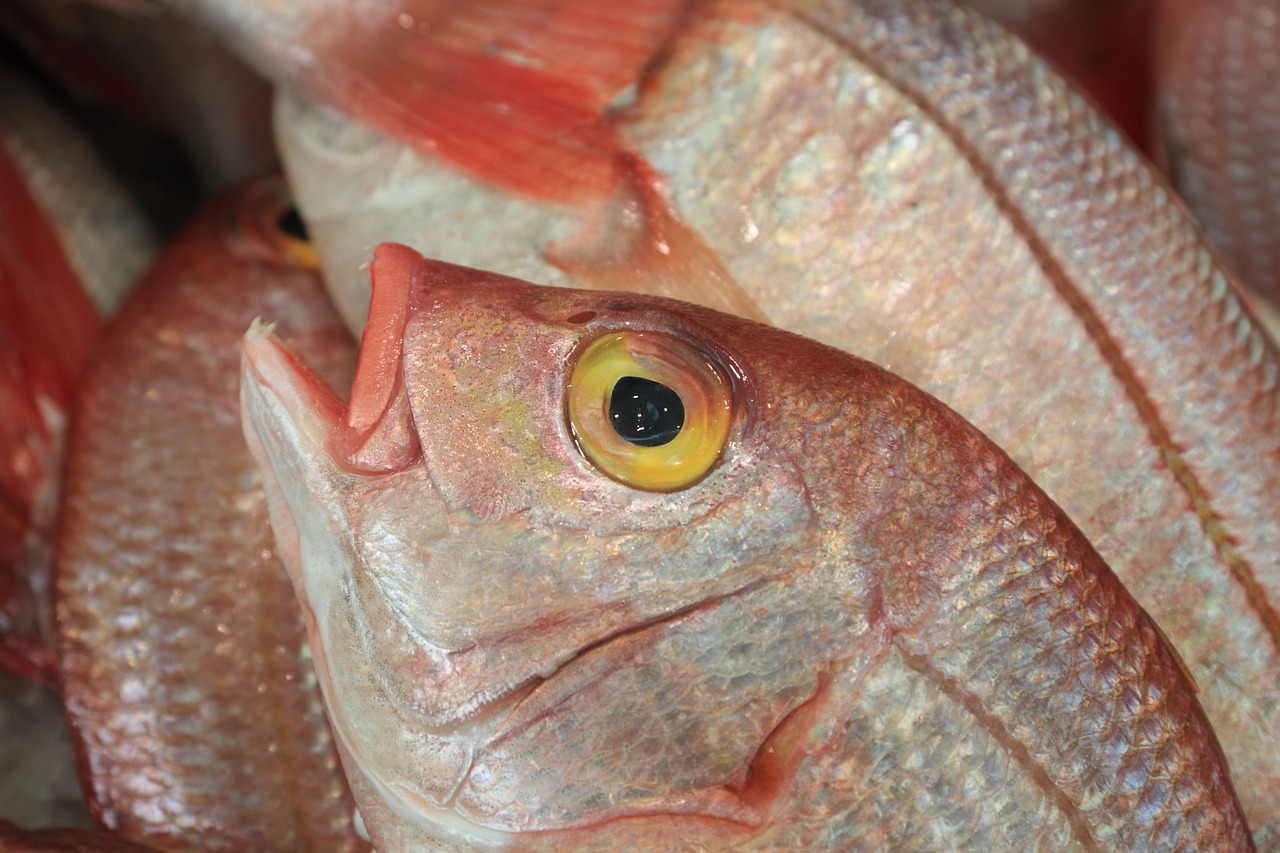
[{"left": 240, "top": 244, "right": 825, "bottom": 847}]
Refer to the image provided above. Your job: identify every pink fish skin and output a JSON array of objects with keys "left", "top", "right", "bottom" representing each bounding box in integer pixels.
[
  {"left": 241, "top": 245, "right": 1252, "bottom": 850},
  {"left": 53, "top": 178, "right": 366, "bottom": 852}
]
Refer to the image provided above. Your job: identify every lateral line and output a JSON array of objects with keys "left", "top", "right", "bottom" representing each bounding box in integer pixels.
[
  {"left": 786, "top": 4, "right": 1280, "bottom": 651},
  {"left": 894, "top": 642, "right": 1101, "bottom": 852}
]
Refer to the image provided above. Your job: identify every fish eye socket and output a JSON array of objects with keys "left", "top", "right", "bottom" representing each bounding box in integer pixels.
[
  {"left": 227, "top": 184, "right": 320, "bottom": 270},
  {"left": 567, "top": 332, "right": 732, "bottom": 491},
  {"left": 267, "top": 204, "right": 319, "bottom": 270}
]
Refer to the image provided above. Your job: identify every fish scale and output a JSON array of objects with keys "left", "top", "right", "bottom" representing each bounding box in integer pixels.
[
  {"left": 53, "top": 180, "right": 366, "bottom": 852},
  {"left": 616, "top": 3, "right": 1280, "bottom": 839},
  {"left": 0, "top": 0, "right": 1275, "bottom": 845},
  {"left": 239, "top": 250, "right": 1252, "bottom": 849}
]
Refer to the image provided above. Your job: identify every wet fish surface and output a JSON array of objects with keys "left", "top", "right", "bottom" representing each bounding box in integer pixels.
[
  {"left": 271, "top": 2, "right": 1280, "bottom": 841},
  {"left": 53, "top": 178, "right": 366, "bottom": 852},
  {"left": 241, "top": 247, "right": 1253, "bottom": 851}
]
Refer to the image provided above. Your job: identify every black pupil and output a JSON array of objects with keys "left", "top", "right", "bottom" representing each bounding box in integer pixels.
[
  {"left": 609, "top": 376, "right": 684, "bottom": 447},
  {"left": 277, "top": 206, "right": 309, "bottom": 242}
]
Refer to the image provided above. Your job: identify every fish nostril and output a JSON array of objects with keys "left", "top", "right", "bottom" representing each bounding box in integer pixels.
[{"left": 566, "top": 311, "right": 597, "bottom": 325}]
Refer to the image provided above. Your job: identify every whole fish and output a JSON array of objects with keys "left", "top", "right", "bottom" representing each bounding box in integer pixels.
[
  {"left": 9, "top": 0, "right": 1278, "bottom": 844},
  {"left": 241, "top": 245, "right": 1252, "bottom": 850},
  {"left": 53, "top": 177, "right": 365, "bottom": 851},
  {"left": 273, "top": 1, "right": 1280, "bottom": 842},
  {"left": 1155, "top": 0, "right": 1280, "bottom": 311}
]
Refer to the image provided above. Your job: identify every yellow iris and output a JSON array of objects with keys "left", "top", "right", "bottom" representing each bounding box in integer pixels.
[{"left": 567, "top": 332, "right": 733, "bottom": 491}]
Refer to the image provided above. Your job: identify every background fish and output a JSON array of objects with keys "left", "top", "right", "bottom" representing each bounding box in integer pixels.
[
  {"left": 53, "top": 177, "right": 365, "bottom": 851},
  {"left": 241, "top": 247, "right": 1252, "bottom": 850}
]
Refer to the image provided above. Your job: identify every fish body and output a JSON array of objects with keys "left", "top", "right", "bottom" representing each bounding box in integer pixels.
[
  {"left": 241, "top": 246, "right": 1252, "bottom": 850},
  {"left": 958, "top": 0, "right": 1152, "bottom": 148},
  {"left": 53, "top": 178, "right": 365, "bottom": 851},
  {"left": 274, "top": 1, "right": 1280, "bottom": 841},
  {"left": 0, "top": 64, "right": 156, "bottom": 316}
]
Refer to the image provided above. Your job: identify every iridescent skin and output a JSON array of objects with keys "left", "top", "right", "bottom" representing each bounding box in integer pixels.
[
  {"left": 53, "top": 179, "right": 367, "bottom": 852},
  {"left": 273, "top": 2, "right": 1280, "bottom": 841},
  {"left": 241, "top": 248, "right": 1251, "bottom": 851}
]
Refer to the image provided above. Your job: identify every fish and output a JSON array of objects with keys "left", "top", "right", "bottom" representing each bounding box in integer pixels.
[
  {"left": 0, "top": 62, "right": 156, "bottom": 317},
  {"left": 0, "top": 58, "right": 162, "bottom": 834},
  {"left": 241, "top": 244, "right": 1252, "bottom": 850},
  {"left": 1155, "top": 0, "right": 1280, "bottom": 311},
  {"left": 52, "top": 177, "right": 366, "bottom": 851},
  {"left": 274, "top": 1, "right": 1280, "bottom": 842},
  {"left": 2, "top": 0, "right": 1274, "bottom": 843},
  {"left": 0, "top": 60, "right": 157, "bottom": 686}
]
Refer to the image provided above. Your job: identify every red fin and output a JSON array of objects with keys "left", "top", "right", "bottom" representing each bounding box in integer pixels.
[
  {"left": 304, "top": 0, "right": 716, "bottom": 201},
  {"left": 328, "top": 244, "right": 423, "bottom": 473},
  {"left": 0, "top": 140, "right": 100, "bottom": 684}
]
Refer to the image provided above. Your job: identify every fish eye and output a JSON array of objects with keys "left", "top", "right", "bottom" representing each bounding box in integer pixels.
[
  {"left": 567, "top": 331, "right": 732, "bottom": 491},
  {"left": 226, "top": 181, "right": 320, "bottom": 270},
  {"left": 268, "top": 204, "right": 319, "bottom": 270}
]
